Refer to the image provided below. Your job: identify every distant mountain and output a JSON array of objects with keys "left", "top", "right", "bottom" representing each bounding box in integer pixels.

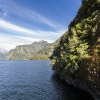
[
  {"left": 0, "top": 48, "right": 8, "bottom": 54},
  {"left": 6, "top": 40, "right": 48, "bottom": 60},
  {"left": 0, "top": 52, "right": 7, "bottom": 60},
  {"left": 0, "top": 48, "right": 8, "bottom": 60},
  {"left": 30, "top": 39, "right": 60, "bottom": 60}
]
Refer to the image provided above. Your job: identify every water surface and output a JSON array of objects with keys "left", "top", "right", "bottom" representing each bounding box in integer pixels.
[{"left": 0, "top": 60, "right": 94, "bottom": 100}]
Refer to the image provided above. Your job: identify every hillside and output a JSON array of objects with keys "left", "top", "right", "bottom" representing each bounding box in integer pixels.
[
  {"left": 6, "top": 40, "right": 48, "bottom": 60},
  {"left": 50, "top": 0, "right": 100, "bottom": 99},
  {"left": 30, "top": 39, "right": 60, "bottom": 60}
]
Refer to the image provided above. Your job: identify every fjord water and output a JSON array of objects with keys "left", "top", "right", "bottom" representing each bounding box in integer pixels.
[{"left": 0, "top": 60, "right": 93, "bottom": 100}]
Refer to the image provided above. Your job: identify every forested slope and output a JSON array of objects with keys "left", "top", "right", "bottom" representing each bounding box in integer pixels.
[{"left": 50, "top": 0, "right": 100, "bottom": 99}]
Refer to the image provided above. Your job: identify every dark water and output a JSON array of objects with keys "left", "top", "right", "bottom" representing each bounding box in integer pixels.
[{"left": 0, "top": 60, "right": 94, "bottom": 100}]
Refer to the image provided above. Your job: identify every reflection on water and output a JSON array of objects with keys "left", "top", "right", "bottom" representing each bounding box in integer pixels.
[{"left": 51, "top": 75, "right": 94, "bottom": 100}]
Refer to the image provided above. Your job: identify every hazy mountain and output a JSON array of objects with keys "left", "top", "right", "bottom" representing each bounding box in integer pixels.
[
  {"left": 6, "top": 40, "right": 48, "bottom": 60},
  {"left": 0, "top": 48, "right": 8, "bottom": 54},
  {"left": 0, "top": 48, "right": 8, "bottom": 60},
  {"left": 0, "top": 52, "right": 7, "bottom": 60}
]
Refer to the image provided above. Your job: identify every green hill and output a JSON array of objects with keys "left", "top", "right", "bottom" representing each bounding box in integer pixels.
[
  {"left": 6, "top": 40, "right": 48, "bottom": 60},
  {"left": 30, "top": 39, "right": 60, "bottom": 60},
  {"left": 50, "top": 0, "right": 100, "bottom": 99}
]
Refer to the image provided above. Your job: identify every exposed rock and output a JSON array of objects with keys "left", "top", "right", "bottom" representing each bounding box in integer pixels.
[
  {"left": 6, "top": 40, "right": 48, "bottom": 60},
  {"left": 30, "top": 38, "right": 60, "bottom": 60}
]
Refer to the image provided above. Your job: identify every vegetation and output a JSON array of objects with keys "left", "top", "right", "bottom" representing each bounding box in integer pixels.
[
  {"left": 6, "top": 40, "right": 48, "bottom": 60},
  {"left": 30, "top": 38, "right": 60, "bottom": 60},
  {"left": 51, "top": 0, "right": 100, "bottom": 97}
]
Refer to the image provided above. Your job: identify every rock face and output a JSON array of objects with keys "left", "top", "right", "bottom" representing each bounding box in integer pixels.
[
  {"left": 6, "top": 40, "right": 48, "bottom": 60},
  {"left": 30, "top": 39, "right": 60, "bottom": 60},
  {"left": 50, "top": 0, "right": 100, "bottom": 100}
]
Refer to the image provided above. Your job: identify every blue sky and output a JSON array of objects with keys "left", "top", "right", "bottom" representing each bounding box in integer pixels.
[{"left": 0, "top": 0, "right": 81, "bottom": 50}]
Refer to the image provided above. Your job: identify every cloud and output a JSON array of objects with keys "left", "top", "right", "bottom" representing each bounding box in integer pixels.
[
  {"left": 0, "top": 0, "right": 65, "bottom": 30},
  {"left": 2, "top": 8, "right": 8, "bottom": 17},
  {"left": 0, "top": 19, "right": 66, "bottom": 38},
  {"left": 26, "top": 9, "right": 63, "bottom": 29},
  {"left": 0, "top": 19, "right": 48, "bottom": 36},
  {"left": 0, "top": 0, "right": 67, "bottom": 50},
  {"left": 0, "top": 34, "right": 54, "bottom": 50},
  {"left": 0, "top": 19, "right": 66, "bottom": 50}
]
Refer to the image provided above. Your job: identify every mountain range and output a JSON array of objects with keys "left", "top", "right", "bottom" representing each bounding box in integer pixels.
[
  {"left": 6, "top": 40, "right": 48, "bottom": 60},
  {"left": 0, "top": 48, "right": 8, "bottom": 60},
  {"left": 30, "top": 39, "right": 60, "bottom": 60}
]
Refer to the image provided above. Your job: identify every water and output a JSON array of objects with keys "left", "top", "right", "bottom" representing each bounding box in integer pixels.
[{"left": 0, "top": 60, "right": 94, "bottom": 100}]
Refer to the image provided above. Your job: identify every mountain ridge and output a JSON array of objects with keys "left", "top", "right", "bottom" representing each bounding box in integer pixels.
[
  {"left": 6, "top": 40, "right": 48, "bottom": 60},
  {"left": 30, "top": 38, "right": 60, "bottom": 60}
]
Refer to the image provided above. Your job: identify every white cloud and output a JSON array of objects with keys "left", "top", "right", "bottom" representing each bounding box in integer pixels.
[
  {"left": 0, "top": 19, "right": 66, "bottom": 38},
  {"left": 0, "top": 0, "right": 65, "bottom": 30},
  {"left": 0, "top": 0, "right": 67, "bottom": 51},
  {"left": 0, "top": 19, "right": 66, "bottom": 50},
  {"left": 15, "top": 36, "right": 53, "bottom": 43},
  {"left": 26, "top": 9, "right": 63, "bottom": 29},
  {"left": 0, "top": 19, "right": 48, "bottom": 36},
  {"left": 0, "top": 34, "right": 54, "bottom": 50}
]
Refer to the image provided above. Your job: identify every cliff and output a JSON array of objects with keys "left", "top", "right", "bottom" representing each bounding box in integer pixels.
[{"left": 50, "top": 0, "right": 100, "bottom": 99}]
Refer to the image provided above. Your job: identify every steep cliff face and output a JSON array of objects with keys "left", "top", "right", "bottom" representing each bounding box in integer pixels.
[
  {"left": 51, "top": 0, "right": 100, "bottom": 99},
  {"left": 6, "top": 40, "right": 48, "bottom": 60}
]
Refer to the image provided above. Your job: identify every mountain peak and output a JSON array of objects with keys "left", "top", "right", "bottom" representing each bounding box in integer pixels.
[
  {"left": 40, "top": 40, "right": 47, "bottom": 42},
  {"left": 32, "top": 40, "right": 48, "bottom": 45},
  {"left": 6, "top": 40, "right": 48, "bottom": 60}
]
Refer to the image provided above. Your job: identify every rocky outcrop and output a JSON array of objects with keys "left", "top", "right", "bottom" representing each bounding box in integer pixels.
[{"left": 50, "top": 0, "right": 100, "bottom": 99}]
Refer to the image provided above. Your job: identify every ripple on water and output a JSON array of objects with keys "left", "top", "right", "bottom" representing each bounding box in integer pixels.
[{"left": 0, "top": 60, "right": 94, "bottom": 100}]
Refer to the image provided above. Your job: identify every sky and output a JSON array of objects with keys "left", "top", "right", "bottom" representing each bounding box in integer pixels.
[{"left": 0, "top": 0, "right": 81, "bottom": 50}]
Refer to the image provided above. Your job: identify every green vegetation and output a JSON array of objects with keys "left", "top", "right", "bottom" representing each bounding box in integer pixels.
[
  {"left": 51, "top": 0, "right": 100, "bottom": 97},
  {"left": 6, "top": 40, "right": 48, "bottom": 60},
  {"left": 30, "top": 38, "right": 60, "bottom": 60}
]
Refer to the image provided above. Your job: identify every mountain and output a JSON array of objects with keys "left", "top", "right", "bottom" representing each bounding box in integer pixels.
[
  {"left": 30, "top": 39, "right": 60, "bottom": 60},
  {"left": 6, "top": 40, "right": 48, "bottom": 60},
  {"left": 50, "top": 0, "right": 100, "bottom": 100},
  {"left": 0, "top": 52, "right": 7, "bottom": 60},
  {"left": 0, "top": 48, "right": 8, "bottom": 54},
  {"left": 0, "top": 48, "right": 8, "bottom": 60}
]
